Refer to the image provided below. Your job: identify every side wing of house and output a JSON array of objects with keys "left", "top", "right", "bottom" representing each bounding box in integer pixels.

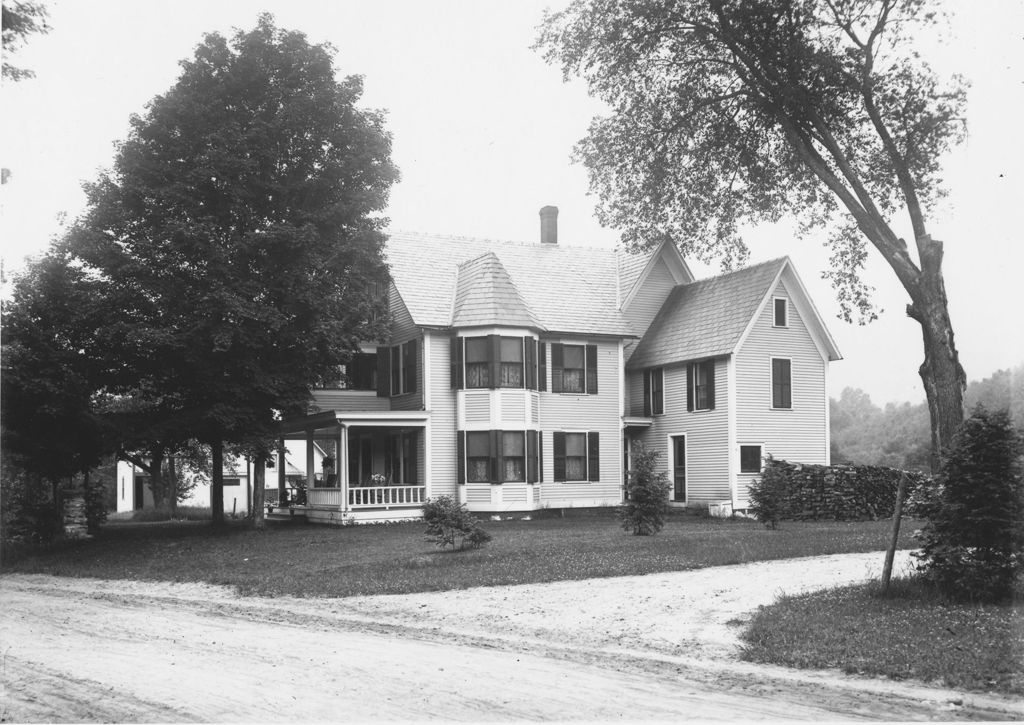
[
  {"left": 732, "top": 265, "right": 839, "bottom": 506},
  {"left": 626, "top": 357, "right": 731, "bottom": 504}
]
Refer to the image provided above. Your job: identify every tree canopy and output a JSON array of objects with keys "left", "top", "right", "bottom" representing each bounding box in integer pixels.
[
  {"left": 10, "top": 14, "right": 399, "bottom": 523},
  {"left": 538, "top": 0, "right": 968, "bottom": 468},
  {"left": 2, "top": 1, "right": 49, "bottom": 81}
]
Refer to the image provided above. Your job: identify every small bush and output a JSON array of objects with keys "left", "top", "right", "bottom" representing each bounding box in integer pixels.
[
  {"left": 914, "top": 407, "right": 1024, "bottom": 602},
  {"left": 619, "top": 443, "right": 671, "bottom": 535},
  {"left": 422, "top": 495, "right": 492, "bottom": 550},
  {"left": 748, "top": 455, "right": 785, "bottom": 528}
]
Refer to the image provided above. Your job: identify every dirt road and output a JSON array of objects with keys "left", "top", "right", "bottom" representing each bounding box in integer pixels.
[{"left": 2, "top": 552, "right": 1020, "bottom": 721}]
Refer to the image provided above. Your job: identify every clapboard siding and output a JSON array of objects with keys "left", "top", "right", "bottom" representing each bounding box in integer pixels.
[
  {"left": 623, "top": 256, "right": 678, "bottom": 347},
  {"left": 425, "top": 330, "right": 458, "bottom": 499},
  {"left": 389, "top": 285, "right": 419, "bottom": 343},
  {"left": 626, "top": 369, "right": 645, "bottom": 417},
  {"left": 538, "top": 339, "right": 623, "bottom": 505},
  {"left": 310, "top": 390, "right": 390, "bottom": 412},
  {"left": 463, "top": 390, "right": 490, "bottom": 426},
  {"left": 735, "top": 279, "right": 828, "bottom": 501},
  {"left": 633, "top": 359, "right": 730, "bottom": 502}
]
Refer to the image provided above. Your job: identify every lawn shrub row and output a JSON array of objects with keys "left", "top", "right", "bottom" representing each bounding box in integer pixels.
[{"left": 749, "top": 458, "right": 931, "bottom": 526}]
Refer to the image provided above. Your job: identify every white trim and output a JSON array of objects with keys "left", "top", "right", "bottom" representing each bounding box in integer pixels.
[
  {"left": 618, "top": 340, "right": 626, "bottom": 500},
  {"left": 734, "top": 262, "right": 787, "bottom": 356},
  {"left": 769, "top": 356, "right": 794, "bottom": 410},
  {"left": 423, "top": 333, "right": 433, "bottom": 499},
  {"left": 823, "top": 362, "right": 831, "bottom": 465},
  {"left": 779, "top": 263, "right": 842, "bottom": 361},
  {"left": 620, "top": 240, "right": 695, "bottom": 310},
  {"left": 727, "top": 355, "right": 738, "bottom": 507},
  {"left": 666, "top": 433, "right": 687, "bottom": 503}
]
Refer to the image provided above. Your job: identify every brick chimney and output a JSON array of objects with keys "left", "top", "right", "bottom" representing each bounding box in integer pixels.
[{"left": 539, "top": 205, "right": 558, "bottom": 244}]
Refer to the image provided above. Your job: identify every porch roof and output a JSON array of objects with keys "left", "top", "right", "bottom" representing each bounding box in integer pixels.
[{"left": 280, "top": 410, "right": 430, "bottom": 438}]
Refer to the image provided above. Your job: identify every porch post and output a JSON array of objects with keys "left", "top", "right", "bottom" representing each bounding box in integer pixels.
[
  {"left": 306, "top": 430, "right": 315, "bottom": 491},
  {"left": 277, "top": 440, "right": 286, "bottom": 505},
  {"left": 338, "top": 423, "right": 349, "bottom": 514}
]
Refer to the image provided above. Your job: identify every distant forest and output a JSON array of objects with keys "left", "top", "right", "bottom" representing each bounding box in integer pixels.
[{"left": 831, "top": 363, "right": 1024, "bottom": 473}]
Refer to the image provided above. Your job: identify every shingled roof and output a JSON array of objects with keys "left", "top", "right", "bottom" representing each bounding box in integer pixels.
[
  {"left": 626, "top": 258, "right": 787, "bottom": 369},
  {"left": 451, "top": 252, "right": 545, "bottom": 330},
  {"left": 385, "top": 231, "right": 635, "bottom": 336}
]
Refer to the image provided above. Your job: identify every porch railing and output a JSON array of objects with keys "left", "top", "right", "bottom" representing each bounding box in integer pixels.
[
  {"left": 307, "top": 488, "right": 342, "bottom": 508},
  {"left": 350, "top": 485, "right": 426, "bottom": 509}
]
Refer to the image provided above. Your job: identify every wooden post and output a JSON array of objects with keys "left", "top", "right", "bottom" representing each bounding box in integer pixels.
[
  {"left": 881, "top": 472, "right": 909, "bottom": 593},
  {"left": 277, "top": 442, "right": 286, "bottom": 507}
]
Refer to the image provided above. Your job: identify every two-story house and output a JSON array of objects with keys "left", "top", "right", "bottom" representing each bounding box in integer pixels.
[{"left": 277, "top": 206, "right": 841, "bottom": 523}]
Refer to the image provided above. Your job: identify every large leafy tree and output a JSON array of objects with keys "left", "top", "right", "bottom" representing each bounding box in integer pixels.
[
  {"left": 1, "top": 252, "right": 111, "bottom": 511},
  {"left": 2, "top": 0, "right": 49, "bottom": 82},
  {"left": 538, "top": 0, "right": 968, "bottom": 470},
  {"left": 64, "top": 15, "right": 398, "bottom": 524}
]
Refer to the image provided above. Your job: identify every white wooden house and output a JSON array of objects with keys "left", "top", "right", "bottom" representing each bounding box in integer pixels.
[{"left": 277, "top": 206, "right": 841, "bottom": 523}]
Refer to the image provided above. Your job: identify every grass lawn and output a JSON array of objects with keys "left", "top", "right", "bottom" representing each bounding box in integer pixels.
[
  {"left": 3, "top": 511, "right": 918, "bottom": 598},
  {"left": 740, "top": 576, "right": 1024, "bottom": 696}
]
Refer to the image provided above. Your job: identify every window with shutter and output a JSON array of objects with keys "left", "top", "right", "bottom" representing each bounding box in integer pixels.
[
  {"left": 465, "top": 337, "right": 490, "bottom": 388},
  {"left": 502, "top": 431, "right": 525, "bottom": 482},
  {"left": 644, "top": 368, "right": 664, "bottom": 416},
  {"left": 691, "top": 360, "right": 715, "bottom": 411},
  {"left": 466, "top": 431, "right": 491, "bottom": 483},
  {"left": 499, "top": 337, "right": 524, "bottom": 388}
]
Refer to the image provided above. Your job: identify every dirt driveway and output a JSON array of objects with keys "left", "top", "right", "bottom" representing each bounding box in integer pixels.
[{"left": 1, "top": 551, "right": 1020, "bottom": 722}]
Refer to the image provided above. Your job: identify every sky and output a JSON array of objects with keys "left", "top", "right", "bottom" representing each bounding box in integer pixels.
[{"left": 2, "top": 0, "right": 1022, "bottom": 407}]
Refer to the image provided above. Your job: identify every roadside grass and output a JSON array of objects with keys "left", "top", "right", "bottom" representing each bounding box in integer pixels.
[
  {"left": 124, "top": 506, "right": 214, "bottom": 522},
  {"left": 2, "top": 511, "right": 919, "bottom": 598},
  {"left": 740, "top": 575, "right": 1024, "bottom": 696}
]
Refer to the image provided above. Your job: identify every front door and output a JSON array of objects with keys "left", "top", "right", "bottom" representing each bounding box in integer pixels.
[{"left": 672, "top": 435, "right": 686, "bottom": 502}]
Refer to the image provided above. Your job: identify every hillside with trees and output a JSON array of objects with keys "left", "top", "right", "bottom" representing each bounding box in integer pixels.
[{"left": 831, "top": 364, "right": 1024, "bottom": 472}]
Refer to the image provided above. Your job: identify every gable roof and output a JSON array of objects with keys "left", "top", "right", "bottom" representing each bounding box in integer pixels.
[
  {"left": 626, "top": 258, "right": 788, "bottom": 369},
  {"left": 385, "top": 231, "right": 635, "bottom": 336},
  {"left": 451, "top": 252, "right": 545, "bottom": 330}
]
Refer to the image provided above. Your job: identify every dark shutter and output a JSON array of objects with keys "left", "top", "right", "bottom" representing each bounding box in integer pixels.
[
  {"left": 551, "top": 344, "right": 564, "bottom": 393},
  {"left": 539, "top": 430, "right": 544, "bottom": 482},
  {"left": 686, "top": 363, "right": 694, "bottom": 411},
  {"left": 404, "top": 339, "right": 417, "bottom": 394},
  {"left": 525, "top": 338, "right": 536, "bottom": 390},
  {"left": 377, "top": 347, "right": 391, "bottom": 397},
  {"left": 457, "top": 431, "right": 465, "bottom": 484},
  {"left": 391, "top": 345, "right": 401, "bottom": 394},
  {"left": 587, "top": 432, "right": 600, "bottom": 482},
  {"left": 585, "top": 344, "right": 598, "bottom": 394},
  {"left": 643, "top": 370, "right": 652, "bottom": 417},
  {"left": 538, "top": 342, "right": 547, "bottom": 392},
  {"left": 706, "top": 359, "right": 716, "bottom": 410},
  {"left": 488, "top": 335, "right": 501, "bottom": 390},
  {"left": 450, "top": 336, "right": 463, "bottom": 389},
  {"left": 553, "top": 431, "right": 566, "bottom": 482},
  {"left": 490, "top": 429, "right": 500, "bottom": 483},
  {"left": 527, "top": 430, "right": 538, "bottom": 483}
]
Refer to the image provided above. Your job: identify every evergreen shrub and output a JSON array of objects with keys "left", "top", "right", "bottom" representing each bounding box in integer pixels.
[
  {"left": 423, "top": 495, "right": 492, "bottom": 550},
  {"left": 914, "top": 407, "right": 1024, "bottom": 602},
  {"left": 619, "top": 443, "right": 671, "bottom": 535}
]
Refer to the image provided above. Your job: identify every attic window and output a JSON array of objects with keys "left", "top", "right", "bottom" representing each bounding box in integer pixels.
[{"left": 773, "top": 298, "right": 788, "bottom": 327}]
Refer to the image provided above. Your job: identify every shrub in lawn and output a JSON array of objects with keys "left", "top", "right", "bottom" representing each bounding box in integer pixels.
[
  {"left": 422, "top": 495, "right": 492, "bottom": 550},
  {"left": 914, "top": 407, "right": 1024, "bottom": 602},
  {"left": 748, "top": 455, "right": 785, "bottom": 528},
  {"left": 619, "top": 443, "right": 671, "bottom": 535}
]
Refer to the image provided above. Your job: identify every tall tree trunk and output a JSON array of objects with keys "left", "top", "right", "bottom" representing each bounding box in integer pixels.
[
  {"left": 907, "top": 237, "right": 966, "bottom": 472},
  {"left": 167, "top": 455, "right": 178, "bottom": 518},
  {"left": 211, "top": 438, "right": 224, "bottom": 525},
  {"left": 149, "top": 448, "right": 165, "bottom": 510},
  {"left": 252, "top": 454, "right": 266, "bottom": 530}
]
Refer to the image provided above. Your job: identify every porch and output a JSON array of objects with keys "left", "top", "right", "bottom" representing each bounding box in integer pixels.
[{"left": 277, "top": 409, "right": 430, "bottom": 523}]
